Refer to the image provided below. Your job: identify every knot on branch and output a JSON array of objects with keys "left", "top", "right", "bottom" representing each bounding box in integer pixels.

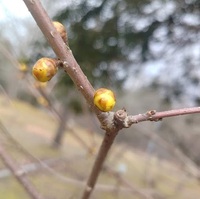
[
  {"left": 99, "top": 109, "right": 130, "bottom": 131},
  {"left": 114, "top": 109, "right": 159, "bottom": 129},
  {"left": 114, "top": 108, "right": 129, "bottom": 129},
  {"left": 99, "top": 108, "right": 162, "bottom": 131},
  {"left": 99, "top": 108, "right": 135, "bottom": 131}
]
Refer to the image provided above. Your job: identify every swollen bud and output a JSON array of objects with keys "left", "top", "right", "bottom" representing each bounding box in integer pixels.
[
  {"left": 93, "top": 88, "right": 116, "bottom": 112},
  {"left": 53, "top": 21, "right": 68, "bottom": 45},
  {"left": 32, "top": 58, "right": 57, "bottom": 82}
]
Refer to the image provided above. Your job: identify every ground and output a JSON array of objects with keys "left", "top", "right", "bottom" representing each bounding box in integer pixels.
[{"left": 0, "top": 94, "right": 200, "bottom": 199}]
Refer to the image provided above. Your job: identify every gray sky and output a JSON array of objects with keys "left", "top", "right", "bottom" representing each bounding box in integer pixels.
[{"left": 0, "top": 0, "right": 29, "bottom": 20}]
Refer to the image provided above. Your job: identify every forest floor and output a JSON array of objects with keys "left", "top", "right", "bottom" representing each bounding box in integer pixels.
[{"left": 0, "top": 94, "right": 200, "bottom": 199}]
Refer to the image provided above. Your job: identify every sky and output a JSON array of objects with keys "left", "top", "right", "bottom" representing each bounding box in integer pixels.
[
  {"left": 0, "top": 0, "right": 74, "bottom": 22},
  {"left": 0, "top": 0, "right": 199, "bottom": 103},
  {"left": 0, "top": 0, "right": 29, "bottom": 20}
]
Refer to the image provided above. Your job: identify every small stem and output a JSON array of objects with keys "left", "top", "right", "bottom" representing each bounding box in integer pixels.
[
  {"left": 151, "top": 107, "right": 200, "bottom": 119},
  {"left": 81, "top": 130, "right": 118, "bottom": 199},
  {"left": 127, "top": 107, "right": 200, "bottom": 126}
]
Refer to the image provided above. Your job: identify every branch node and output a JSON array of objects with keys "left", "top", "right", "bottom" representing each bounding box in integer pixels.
[
  {"left": 143, "top": 110, "right": 157, "bottom": 121},
  {"left": 144, "top": 110, "right": 163, "bottom": 122},
  {"left": 114, "top": 108, "right": 129, "bottom": 129},
  {"left": 50, "top": 30, "right": 55, "bottom": 38}
]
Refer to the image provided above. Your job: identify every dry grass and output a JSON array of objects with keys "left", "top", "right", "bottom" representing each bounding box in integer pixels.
[{"left": 0, "top": 94, "right": 200, "bottom": 199}]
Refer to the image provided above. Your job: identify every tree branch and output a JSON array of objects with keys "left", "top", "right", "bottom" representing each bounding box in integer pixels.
[
  {"left": 0, "top": 142, "right": 44, "bottom": 199},
  {"left": 21, "top": 1, "right": 200, "bottom": 199},
  {"left": 23, "top": 0, "right": 98, "bottom": 116},
  {"left": 22, "top": 1, "right": 121, "bottom": 199},
  {"left": 113, "top": 107, "right": 200, "bottom": 128},
  {"left": 81, "top": 128, "right": 118, "bottom": 199}
]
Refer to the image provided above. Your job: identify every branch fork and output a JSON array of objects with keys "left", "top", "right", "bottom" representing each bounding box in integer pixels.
[{"left": 21, "top": 1, "right": 200, "bottom": 199}]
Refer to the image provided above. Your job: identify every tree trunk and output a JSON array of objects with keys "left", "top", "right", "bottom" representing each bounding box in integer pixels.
[{"left": 52, "top": 109, "right": 67, "bottom": 148}]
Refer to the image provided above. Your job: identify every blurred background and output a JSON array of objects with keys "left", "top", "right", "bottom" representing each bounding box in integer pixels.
[{"left": 0, "top": 0, "right": 200, "bottom": 198}]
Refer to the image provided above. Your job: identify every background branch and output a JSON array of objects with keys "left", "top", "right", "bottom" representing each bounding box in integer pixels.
[{"left": 0, "top": 142, "right": 44, "bottom": 199}]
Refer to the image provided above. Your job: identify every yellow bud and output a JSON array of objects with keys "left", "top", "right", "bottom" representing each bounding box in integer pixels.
[
  {"left": 93, "top": 88, "right": 116, "bottom": 112},
  {"left": 32, "top": 58, "right": 57, "bottom": 82},
  {"left": 19, "top": 63, "right": 28, "bottom": 72},
  {"left": 53, "top": 21, "right": 68, "bottom": 45},
  {"left": 37, "top": 96, "right": 49, "bottom": 107}
]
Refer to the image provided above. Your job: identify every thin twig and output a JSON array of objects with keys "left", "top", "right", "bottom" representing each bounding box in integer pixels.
[
  {"left": 0, "top": 142, "right": 44, "bottom": 199},
  {"left": 114, "top": 107, "right": 200, "bottom": 128}
]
